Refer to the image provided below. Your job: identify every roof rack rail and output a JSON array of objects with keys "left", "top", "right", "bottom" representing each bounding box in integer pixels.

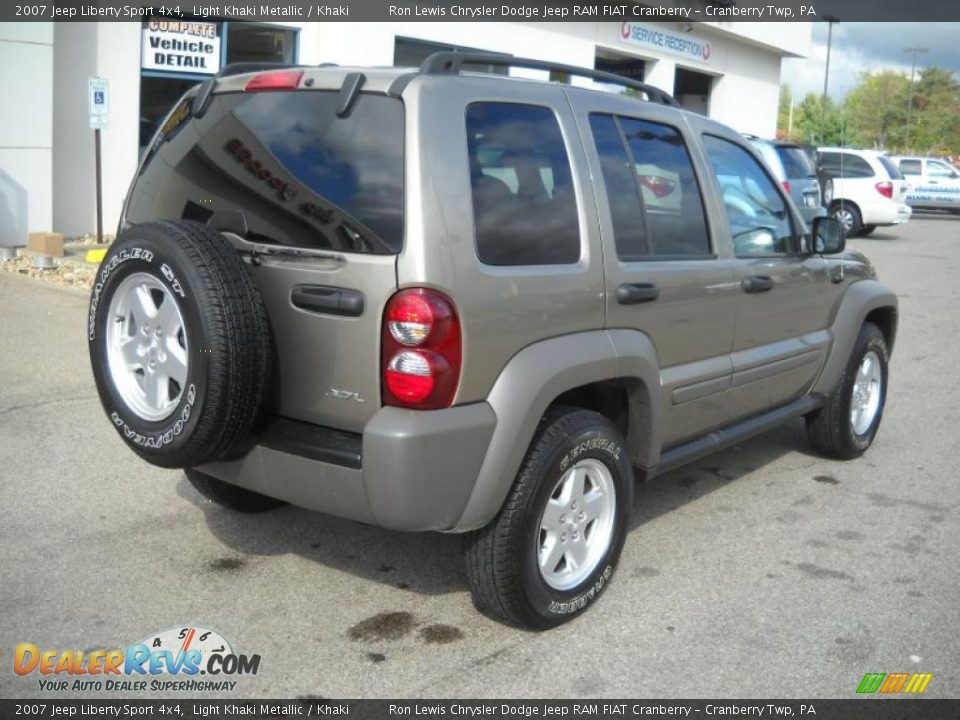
[{"left": 419, "top": 51, "right": 681, "bottom": 108}]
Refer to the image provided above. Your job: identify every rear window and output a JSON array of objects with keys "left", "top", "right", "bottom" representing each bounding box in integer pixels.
[
  {"left": 129, "top": 90, "right": 404, "bottom": 254},
  {"left": 877, "top": 155, "right": 904, "bottom": 180},
  {"left": 466, "top": 102, "right": 580, "bottom": 266},
  {"left": 776, "top": 146, "right": 815, "bottom": 178}
]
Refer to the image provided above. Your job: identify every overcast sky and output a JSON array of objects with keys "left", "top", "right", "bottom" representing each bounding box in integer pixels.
[{"left": 781, "top": 22, "right": 960, "bottom": 102}]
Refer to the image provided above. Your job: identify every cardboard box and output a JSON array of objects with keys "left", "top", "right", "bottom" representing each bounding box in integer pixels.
[{"left": 27, "top": 232, "right": 65, "bottom": 258}]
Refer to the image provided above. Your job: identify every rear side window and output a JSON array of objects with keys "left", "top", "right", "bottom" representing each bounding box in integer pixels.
[
  {"left": 821, "top": 152, "right": 875, "bottom": 179},
  {"left": 776, "top": 146, "right": 815, "bottom": 178},
  {"left": 589, "top": 113, "right": 711, "bottom": 260},
  {"left": 877, "top": 155, "right": 904, "bottom": 180},
  {"left": 466, "top": 103, "right": 579, "bottom": 266},
  {"left": 899, "top": 159, "right": 922, "bottom": 176}
]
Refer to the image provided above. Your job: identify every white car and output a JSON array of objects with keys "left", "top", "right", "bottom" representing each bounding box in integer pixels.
[
  {"left": 819, "top": 147, "right": 912, "bottom": 236},
  {"left": 890, "top": 156, "right": 960, "bottom": 214}
]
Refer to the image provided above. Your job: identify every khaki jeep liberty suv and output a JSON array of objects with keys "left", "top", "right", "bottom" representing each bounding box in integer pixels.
[{"left": 88, "top": 54, "right": 898, "bottom": 629}]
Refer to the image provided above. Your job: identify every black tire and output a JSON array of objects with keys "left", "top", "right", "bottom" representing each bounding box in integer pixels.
[
  {"left": 185, "top": 468, "right": 285, "bottom": 513},
  {"left": 829, "top": 202, "right": 862, "bottom": 238},
  {"left": 88, "top": 220, "right": 271, "bottom": 469},
  {"left": 464, "top": 408, "right": 633, "bottom": 629},
  {"left": 858, "top": 224, "right": 877, "bottom": 237},
  {"left": 806, "top": 322, "right": 889, "bottom": 460}
]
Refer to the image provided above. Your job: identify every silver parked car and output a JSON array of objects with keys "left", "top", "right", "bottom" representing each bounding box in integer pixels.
[
  {"left": 89, "top": 54, "right": 897, "bottom": 629},
  {"left": 746, "top": 136, "right": 824, "bottom": 226}
]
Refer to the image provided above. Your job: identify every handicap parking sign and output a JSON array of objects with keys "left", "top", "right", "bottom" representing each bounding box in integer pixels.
[{"left": 88, "top": 77, "right": 109, "bottom": 129}]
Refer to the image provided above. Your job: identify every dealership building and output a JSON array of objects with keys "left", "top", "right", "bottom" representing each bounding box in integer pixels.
[{"left": 0, "top": 20, "right": 810, "bottom": 244}]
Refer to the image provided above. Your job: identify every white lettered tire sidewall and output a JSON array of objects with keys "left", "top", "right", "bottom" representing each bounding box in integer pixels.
[
  {"left": 521, "top": 415, "right": 633, "bottom": 625},
  {"left": 89, "top": 235, "right": 208, "bottom": 461}
]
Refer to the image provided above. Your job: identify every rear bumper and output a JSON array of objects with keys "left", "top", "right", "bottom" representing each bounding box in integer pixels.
[
  {"left": 197, "top": 403, "right": 497, "bottom": 532},
  {"left": 863, "top": 200, "right": 912, "bottom": 226}
]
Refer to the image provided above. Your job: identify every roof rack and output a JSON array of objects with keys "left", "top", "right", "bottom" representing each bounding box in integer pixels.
[{"left": 419, "top": 51, "right": 681, "bottom": 108}]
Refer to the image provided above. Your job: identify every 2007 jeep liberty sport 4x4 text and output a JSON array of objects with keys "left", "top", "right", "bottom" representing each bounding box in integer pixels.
[{"left": 88, "top": 54, "right": 897, "bottom": 629}]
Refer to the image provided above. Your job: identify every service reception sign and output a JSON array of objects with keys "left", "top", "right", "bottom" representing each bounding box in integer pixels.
[{"left": 141, "top": 20, "right": 221, "bottom": 75}]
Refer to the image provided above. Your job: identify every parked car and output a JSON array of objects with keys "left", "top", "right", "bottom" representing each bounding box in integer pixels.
[
  {"left": 890, "top": 155, "right": 960, "bottom": 213},
  {"left": 746, "top": 136, "right": 824, "bottom": 226},
  {"left": 818, "top": 147, "right": 911, "bottom": 237},
  {"left": 88, "top": 55, "right": 898, "bottom": 629}
]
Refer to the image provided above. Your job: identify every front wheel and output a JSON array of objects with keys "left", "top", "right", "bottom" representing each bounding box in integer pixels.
[
  {"left": 806, "top": 322, "right": 889, "bottom": 459},
  {"left": 464, "top": 409, "right": 633, "bottom": 629}
]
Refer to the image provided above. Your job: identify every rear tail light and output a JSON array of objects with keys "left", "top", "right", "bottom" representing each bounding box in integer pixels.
[
  {"left": 875, "top": 181, "right": 894, "bottom": 199},
  {"left": 381, "top": 288, "right": 461, "bottom": 409},
  {"left": 782, "top": 180, "right": 791, "bottom": 193},
  {"left": 244, "top": 70, "right": 304, "bottom": 92}
]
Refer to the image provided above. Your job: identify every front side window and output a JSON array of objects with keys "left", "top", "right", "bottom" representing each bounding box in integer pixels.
[
  {"left": 589, "top": 114, "right": 711, "bottom": 260},
  {"left": 466, "top": 103, "right": 580, "bottom": 266},
  {"left": 928, "top": 160, "right": 958, "bottom": 177},
  {"left": 703, "top": 135, "right": 796, "bottom": 258}
]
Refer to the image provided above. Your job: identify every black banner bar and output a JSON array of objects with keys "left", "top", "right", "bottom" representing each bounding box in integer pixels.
[
  {"left": 2, "top": 700, "right": 960, "bottom": 720},
  {"left": 3, "top": 0, "right": 960, "bottom": 22}
]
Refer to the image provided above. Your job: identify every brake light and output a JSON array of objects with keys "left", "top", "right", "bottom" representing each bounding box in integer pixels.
[
  {"left": 782, "top": 180, "right": 791, "bottom": 193},
  {"left": 382, "top": 288, "right": 461, "bottom": 409},
  {"left": 244, "top": 70, "right": 304, "bottom": 92},
  {"left": 875, "top": 181, "right": 894, "bottom": 199}
]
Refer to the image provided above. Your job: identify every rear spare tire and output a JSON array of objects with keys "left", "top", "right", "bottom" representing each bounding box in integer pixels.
[{"left": 88, "top": 220, "right": 271, "bottom": 468}]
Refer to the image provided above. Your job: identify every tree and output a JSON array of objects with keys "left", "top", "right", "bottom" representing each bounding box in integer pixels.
[
  {"left": 842, "top": 70, "right": 910, "bottom": 150},
  {"left": 907, "top": 67, "right": 960, "bottom": 155},
  {"left": 791, "top": 92, "right": 846, "bottom": 146},
  {"left": 777, "top": 83, "right": 794, "bottom": 139}
]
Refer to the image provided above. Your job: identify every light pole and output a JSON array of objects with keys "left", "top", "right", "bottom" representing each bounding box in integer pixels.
[
  {"left": 903, "top": 47, "right": 928, "bottom": 151},
  {"left": 820, "top": 16, "right": 838, "bottom": 144}
]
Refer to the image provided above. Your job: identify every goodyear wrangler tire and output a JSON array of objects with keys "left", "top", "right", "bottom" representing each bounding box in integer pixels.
[
  {"left": 464, "top": 408, "right": 633, "bottom": 629},
  {"left": 88, "top": 220, "right": 271, "bottom": 469}
]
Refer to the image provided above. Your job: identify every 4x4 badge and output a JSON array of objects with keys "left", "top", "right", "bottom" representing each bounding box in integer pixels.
[{"left": 325, "top": 388, "right": 366, "bottom": 403}]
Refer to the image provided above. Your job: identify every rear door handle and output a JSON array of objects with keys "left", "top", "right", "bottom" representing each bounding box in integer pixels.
[
  {"left": 741, "top": 275, "right": 774, "bottom": 294},
  {"left": 616, "top": 282, "right": 660, "bottom": 305}
]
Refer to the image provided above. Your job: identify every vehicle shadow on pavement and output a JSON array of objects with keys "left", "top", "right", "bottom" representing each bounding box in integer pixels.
[
  {"left": 629, "top": 419, "right": 813, "bottom": 531},
  {"left": 174, "top": 419, "right": 815, "bottom": 596},
  {"left": 175, "top": 476, "right": 467, "bottom": 596}
]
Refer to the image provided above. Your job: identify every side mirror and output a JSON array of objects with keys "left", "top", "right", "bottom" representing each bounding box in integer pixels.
[{"left": 812, "top": 215, "right": 845, "bottom": 254}]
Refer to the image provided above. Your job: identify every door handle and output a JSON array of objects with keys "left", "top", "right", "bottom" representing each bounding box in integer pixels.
[
  {"left": 291, "top": 285, "right": 365, "bottom": 317},
  {"left": 741, "top": 275, "right": 774, "bottom": 294},
  {"left": 616, "top": 282, "right": 660, "bottom": 305}
]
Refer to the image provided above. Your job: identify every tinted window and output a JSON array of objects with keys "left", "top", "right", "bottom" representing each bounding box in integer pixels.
[
  {"left": 467, "top": 103, "right": 579, "bottom": 266},
  {"left": 821, "top": 152, "right": 875, "bottom": 179},
  {"left": 704, "top": 135, "right": 796, "bottom": 258},
  {"left": 776, "top": 146, "right": 815, "bottom": 178},
  {"left": 899, "top": 159, "right": 922, "bottom": 176},
  {"left": 129, "top": 91, "right": 404, "bottom": 254},
  {"left": 877, "top": 155, "right": 904, "bottom": 180},
  {"left": 589, "top": 114, "right": 647, "bottom": 257},
  {"left": 594, "top": 115, "right": 710, "bottom": 258}
]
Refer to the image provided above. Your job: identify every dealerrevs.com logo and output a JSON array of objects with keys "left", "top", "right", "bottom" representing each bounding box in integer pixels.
[{"left": 13, "top": 626, "right": 260, "bottom": 693}]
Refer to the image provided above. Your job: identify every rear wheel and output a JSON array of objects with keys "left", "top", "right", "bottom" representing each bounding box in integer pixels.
[
  {"left": 464, "top": 408, "right": 633, "bottom": 629},
  {"left": 830, "top": 202, "right": 862, "bottom": 238},
  {"left": 806, "top": 322, "right": 889, "bottom": 459},
  {"left": 185, "top": 468, "right": 285, "bottom": 513}
]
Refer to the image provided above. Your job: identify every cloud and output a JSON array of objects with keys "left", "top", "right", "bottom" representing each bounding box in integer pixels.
[{"left": 782, "top": 22, "right": 960, "bottom": 102}]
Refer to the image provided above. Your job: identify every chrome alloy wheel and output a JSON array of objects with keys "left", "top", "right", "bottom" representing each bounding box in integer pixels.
[
  {"left": 105, "top": 272, "right": 188, "bottom": 422},
  {"left": 850, "top": 350, "right": 882, "bottom": 436},
  {"left": 833, "top": 207, "right": 855, "bottom": 233},
  {"left": 537, "top": 458, "right": 617, "bottom": 591}
]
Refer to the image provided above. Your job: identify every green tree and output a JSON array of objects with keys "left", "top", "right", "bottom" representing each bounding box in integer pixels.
[
  {"left": 777, "top": 83, "right": 794, "bottom": 140},
  {"left": 907, "top": 67, "right": 960, "bottom": 155},
  {"left": 792, "top": 92, "right": 846, "bottom": 146},
  {"left": 842, "top": 70, "right": 909, "bottom": 150}
]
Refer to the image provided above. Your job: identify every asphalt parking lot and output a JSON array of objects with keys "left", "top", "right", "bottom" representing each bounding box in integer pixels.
[{"left": 1, "top": 214, "right": 958, "bottom": 700}]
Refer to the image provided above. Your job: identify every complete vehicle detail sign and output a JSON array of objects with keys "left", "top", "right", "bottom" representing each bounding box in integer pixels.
[
  {"left": 141, "top": 20, "right": 221, "bottom": 75},
  {"left": 619, "top": 22, "right": 711, "bottom": 63}
]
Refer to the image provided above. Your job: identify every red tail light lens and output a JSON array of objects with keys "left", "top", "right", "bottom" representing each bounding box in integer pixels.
[
  {"left": 244, "top": 70, "right": 304, "bottom": 92},
  {"left": 875, "top": 181, "right": 894, "bottom": 199},
  {"left": 782, "top": 180, "right": 791, "bottom": 193},
  {"left": 382, "top": 289, "right": 461, "bottom": 409}
]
